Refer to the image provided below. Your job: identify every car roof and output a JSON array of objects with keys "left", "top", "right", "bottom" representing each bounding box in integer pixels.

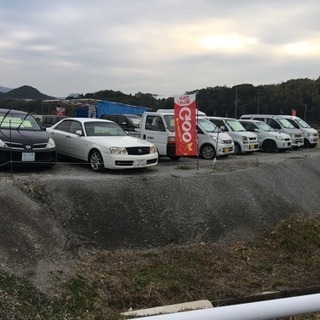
[
  {"left": 0, "top": 108, "right": 28, "bottom": 115},
  {"left": 59, "top": 117, "right": 114, "bottom": 124}
]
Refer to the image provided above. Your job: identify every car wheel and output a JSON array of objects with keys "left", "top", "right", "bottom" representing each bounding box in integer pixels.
[
  {"left": 303, "top": 139, "right": 310, "bottom": 148},
  {"left": 263, "top": 140, "right": 276, "bottom": 153},
  {"left": 89, "top": 149, "right": 105, "bottom": 172},
  {"left": 234, "top": 142, "right": 241, "bottom": 155},
  {"left": 200, "top": 144, "right": 216, "bottom": 159}
]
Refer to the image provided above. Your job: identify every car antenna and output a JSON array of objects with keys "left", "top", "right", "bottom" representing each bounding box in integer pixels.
[{"left": 16, "top": 111, "right": 31, "bottom": 131}]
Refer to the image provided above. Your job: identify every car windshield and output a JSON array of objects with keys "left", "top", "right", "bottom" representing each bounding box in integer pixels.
[
  {"left": 198, "top": 118, "right": 218, "bottom": 133},
  {"left": 278, "top": 119, "right": 295, "bottom": 129},
  {"left": 84, "top": 121, "right": 127, "bottom": 136},
  {"left": 225, "top": 119, "right": 246, "bottom": 132},
  {"left": 0, "top": 111, "right": 41, "bottom": 130},
  {"left": 256, "top": 121, "right": 275, "bottom": 132},
  {"left": 126, "top": 115, "right": 141, "bottom": 127},
  {"left": 295, "top": 118, "right": 311, "bottom": 128}
]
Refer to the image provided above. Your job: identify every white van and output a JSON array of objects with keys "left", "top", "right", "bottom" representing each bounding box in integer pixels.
[
  {"left": 280, "top": 115, "right": 318, "bottom": 148},
  {"left": 239, "top": 119, "right": 292, "bottom": 152},
  {"left": 240, "top": 114, "right": 304, "bottom": 148},
  {"left": 206, "top": 117, "right": 259, "bottom": 154},
  {"left": 139, "top": 110, "right": 234, "bottom": 160}
]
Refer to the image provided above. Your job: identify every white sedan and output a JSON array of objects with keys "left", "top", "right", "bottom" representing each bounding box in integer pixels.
[{"left": 46, "top": 118, "right": 158, "bottom": 172}]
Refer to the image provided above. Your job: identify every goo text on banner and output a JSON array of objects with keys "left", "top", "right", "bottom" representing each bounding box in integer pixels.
[{"left": 174, "top": 94, "right": 197, "bottom": 156}]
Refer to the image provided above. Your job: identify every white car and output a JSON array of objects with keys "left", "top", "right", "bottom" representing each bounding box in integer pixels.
[{"left": 46, "top": 118, "right": 158, "bottom": 172}]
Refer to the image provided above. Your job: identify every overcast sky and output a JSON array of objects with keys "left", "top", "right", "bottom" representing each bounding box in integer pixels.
[{"left": 1, "top": 0, "right": 320, "bottom": 98}]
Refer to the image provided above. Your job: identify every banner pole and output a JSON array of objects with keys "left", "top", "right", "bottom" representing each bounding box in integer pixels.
[{"left": 196, "top": 107, "right": 199, "bottom": 170}]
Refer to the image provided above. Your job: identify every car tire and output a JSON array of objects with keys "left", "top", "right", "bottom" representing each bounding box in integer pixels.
[
  {"left": 263, "top": 140, "right": 277, "bottom": 153},
  {"left": 89, "top": 149, "right": 105, "bottom": 172},
  {"left": 200, "top": 144, "right": 216, "bottom": 159},
  {"left": 303, "top": 139, "right": 310, "bottom": 148},
  {"left": 234, "top": 142, "right": 241, "bottom": 155}
]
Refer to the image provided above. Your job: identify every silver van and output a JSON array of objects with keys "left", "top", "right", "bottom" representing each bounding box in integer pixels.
[
  {"left": 240, "top": 114, "right": 304, "bottom": 148},
  {"left": 280, "top": 115, "right": 318, "bottom": 148},
  {"left": 239, "top": 119, "right": 292, "bottom": 152},
  {"left": 206, "top": 117, "right": 259, "bottom": 155}
]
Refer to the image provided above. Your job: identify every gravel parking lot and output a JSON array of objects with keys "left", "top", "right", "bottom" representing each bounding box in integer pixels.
[{"left": 1, "top": 145, "right": 319, "bottom": 178}]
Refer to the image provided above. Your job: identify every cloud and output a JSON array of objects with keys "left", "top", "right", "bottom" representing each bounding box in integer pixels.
[{"left": 0, "top": 0, "right": 319, "bottom": 97}]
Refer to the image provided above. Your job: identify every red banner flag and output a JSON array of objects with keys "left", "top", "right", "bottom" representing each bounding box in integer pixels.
[
  {"left": 174, "top": 94, "right": 197, "bottom": 156},
  {"left": 292, "top": 109, "right": 296, "bottom": 116}
]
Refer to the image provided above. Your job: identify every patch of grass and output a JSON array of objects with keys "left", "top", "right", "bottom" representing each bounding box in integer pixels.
[{"left": 3, "top": 216, "right": 320, "bottom": 319}]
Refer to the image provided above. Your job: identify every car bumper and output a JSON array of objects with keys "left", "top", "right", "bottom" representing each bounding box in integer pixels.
[
  {"left": 216, "top": 143, "right": 234, "bottom": 156},
  {"left": 102, "top": 153, "right": 158, "bottom": 169},
  {"left": 243, "top": 143, "right": 259, "bottom": 152},
  {"left": 0, "top": 148, "right": 57, "bottom": 166}
]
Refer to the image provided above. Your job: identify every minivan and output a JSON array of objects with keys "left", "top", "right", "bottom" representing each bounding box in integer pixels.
[
  {"left": 100, "top": 114, "right": 141, "bottom": 137},
  {"left": 206, "top": 117, "right": 259, "bottom": 154},
  {"left": 280, "top": 115, "right": 318, "bottom": 148},
  {"left": 240, "top": 114, "right": 304, "bottom": 148},
  {"left": 239, "top": 119, "right": 292, "bottom": 152}
]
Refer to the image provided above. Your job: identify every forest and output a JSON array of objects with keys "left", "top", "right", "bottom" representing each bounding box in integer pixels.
[
  {"left": 83, "top": 77, "right": 320, "bottom": 122},
  {"left": 1, "top": 77, "right": 320, "bottom": 123}
]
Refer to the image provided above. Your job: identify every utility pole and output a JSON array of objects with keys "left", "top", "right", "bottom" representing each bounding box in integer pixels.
[
  {"left": 257, "top": 90, "right": 261, "bottom": 114},
  {"left": 304, "top": 104, "right": 307, "bottom": 121},
  {"left": 234, "top": 87, "right": 239, "bottom": 118}
]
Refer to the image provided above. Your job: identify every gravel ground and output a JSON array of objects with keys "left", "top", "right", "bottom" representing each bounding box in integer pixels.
[{"left": 0, "top": 146, "right": 320, "bottom": 291}]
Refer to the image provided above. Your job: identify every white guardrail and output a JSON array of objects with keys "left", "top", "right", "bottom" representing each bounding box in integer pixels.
[{"left": 125, "top": 294, "right": 320, "bottom": 320}]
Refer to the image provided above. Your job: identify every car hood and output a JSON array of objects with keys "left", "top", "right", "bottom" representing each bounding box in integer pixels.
[
  {"left": 207, "top": 132, "right": 233, "bottom": 140},
  {"left": 85, "top": 135, "right": 154, "bottom": 147},
  {"left": 0, "top": 129, "right": 49, "bottom": 144}
]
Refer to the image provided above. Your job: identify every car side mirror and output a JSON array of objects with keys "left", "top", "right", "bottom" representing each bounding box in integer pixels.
[
  {"left": 220, "top": 125, "right": 227, "bottom": 131},
  {"left": 75, "top": 130, "right": 83, "bottom": 136}
]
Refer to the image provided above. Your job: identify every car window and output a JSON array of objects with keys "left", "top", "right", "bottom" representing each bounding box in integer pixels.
[
  {"left": 225, "top": 119, "right": 246, "bottom": 132},
  {"left": 0, "top": 112, "right": 41, "bottom": 130},
  {"left": 84, "top": 121, "right": 127, "bottom": 136},
  {"left": 146, "top": 115, "right": 166, "bottom": 131},
  {"left": 198, "top": 118, "right": 218, "bottom": 133},
  {"left": 69, "top": 121, "right": 82, "bottom": 134},
  {"left": 267, "top": 119, "right": 281, "bottom": 130},
  {"left": 278, "top": 119, "right": 294, "bottom": 129},
  {"left": 55, "top": 120, "right": 72, "bottom": 132}
]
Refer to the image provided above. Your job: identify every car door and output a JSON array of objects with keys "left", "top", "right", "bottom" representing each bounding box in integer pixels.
[
  {"left": 48, "top": 120, "right": 72, "bottom": 155},
  {"left": 66, "top": 120, "right": 86, "bottom": 160}
]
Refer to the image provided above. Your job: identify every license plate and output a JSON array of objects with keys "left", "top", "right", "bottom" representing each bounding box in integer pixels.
[
  {"left": 22, "top": 152, "right": 35, "bottom": 162},
  {"left": 249, "top": 144, "right": 255, "bottom": 150},
  {"left": 223, "top": 148, "right": 229, "bottom": 153},
  {"left": 134, "top": 159, "right": 147, "bottom": 167}
]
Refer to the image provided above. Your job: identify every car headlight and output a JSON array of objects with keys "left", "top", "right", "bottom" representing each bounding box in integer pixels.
[
  {"left": 211, "top": 136, "right": 222, "bottom": 144},
  {"left": 276, "top": 135, "right": 284, "bottom": 141},
  {"left": 0, "top": 139, "right": 9, "bottom": 148},
  {"left": 290, "top": 133, "right": 295, "bottom": 138},
  {"left": 110, "top": 147, "right": 128, "bottom": 154},
  {"left": 307, "top": 133, "right": 311, "bottom": 137},
  {"left": 46, "top": 137, "right": 56, "bottom": 149},
  {"left": 150, "top": 146, "right": 158, "bottom": 154},
  {"left": 242, "top": 136, "right": 248, "bottom": 142}
]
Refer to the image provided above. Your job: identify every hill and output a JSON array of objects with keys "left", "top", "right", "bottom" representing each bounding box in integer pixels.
[{"left": 0, "top": 85, "right": 54, "bottom": 100}]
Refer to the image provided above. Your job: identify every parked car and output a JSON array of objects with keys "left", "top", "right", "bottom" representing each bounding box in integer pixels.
[
  {"left": 280, "top": 115, "right": 318, "bottom": 148},
  {"left": 206, "top": 117, "right": 259, "bottom": 154},
  {"left": 40, "top": 115, "right": 68, "bottom": 128},
  {"left": 240, "top": 114, "right": 304, "bottom": 148},
  {"left": 46, "top": 118, "right": 158, "bottom": 172},
  {"left": 239, "top": 119, "right": 292, "bottom": 152},
  {"left": 100, "top": 114, "right": 141, "bottom": 137},
  {"left": 0, "top": 108, "right": 56, "bottom": 167}
]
